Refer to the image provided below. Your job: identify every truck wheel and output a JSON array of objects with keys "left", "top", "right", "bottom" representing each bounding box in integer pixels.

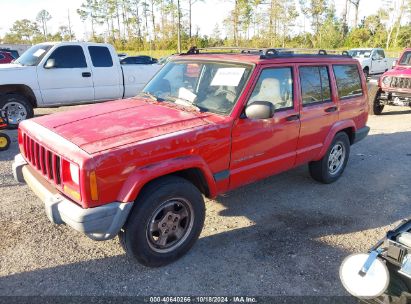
[
  {"left": 309, "top": 132, "right": 350, "bottom": 184},
  {"left": 119, "top": 176, "right": 205, "bottom": 267},
  {"left": 0, "top": 94, "right": 34, "bottom": 129},
  {"left": 0, "top": 133, "right": 10, "bottom": 151},
  {"left": 368, "top": 85, "right": 384, "bottom": 115},
  {"left": 363, "top": 67, "right": 369, "bottom": 78}
]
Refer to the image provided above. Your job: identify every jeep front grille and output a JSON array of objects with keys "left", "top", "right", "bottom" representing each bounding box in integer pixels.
[
  {"left": 389, "top": 77, "right": 411, "bottom": 89},
  {"left": 22, "top": 133, "right": 62, "bottom": 186}
]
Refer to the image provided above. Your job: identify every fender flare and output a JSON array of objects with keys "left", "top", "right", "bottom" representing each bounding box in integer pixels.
[
  {"left": 314, "top": 120, "right": 356, "bottom": 161},
  {"left": 117, "top": 155, "right": 217, "bottom": 203}
]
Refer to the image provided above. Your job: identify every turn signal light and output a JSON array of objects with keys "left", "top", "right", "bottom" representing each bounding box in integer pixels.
[{"left": 89, "top": 171, "right": 99, "bottom": 201}]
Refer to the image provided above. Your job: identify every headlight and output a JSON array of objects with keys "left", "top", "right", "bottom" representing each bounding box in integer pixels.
[
  {"left": 382, "top": 76, "right": 391, "bottom": 86},
  {"left": 70, "top": 163, "right": 79, "bottom": 185}
]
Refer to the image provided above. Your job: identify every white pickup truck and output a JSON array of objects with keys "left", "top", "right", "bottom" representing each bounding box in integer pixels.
[
  {"left": 0, "top": 42, "right": 162, "bottom": 127},
  {"left": 348, "top": 48, "right": 396, "bottom": 77}
]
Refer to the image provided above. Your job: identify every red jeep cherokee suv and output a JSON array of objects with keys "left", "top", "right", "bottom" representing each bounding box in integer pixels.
[
  {"left": 13, "top": 48, "right": 369, "bottom": 267},
  {"left": 369, "top": 48, "right": 411, "bottom": 115}
]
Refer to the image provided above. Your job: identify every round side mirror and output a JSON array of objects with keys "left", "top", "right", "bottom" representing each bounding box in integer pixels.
[
  {"left": 245, "top": 101, "right": 275, "bottom": 120},
  {"left": 340, "top": 253, "right": 390, "bottom": 299}
]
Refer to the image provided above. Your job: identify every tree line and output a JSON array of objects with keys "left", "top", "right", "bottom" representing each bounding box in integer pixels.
[{"left": 1, "top": 0, "right": 410, "bottom": 52}]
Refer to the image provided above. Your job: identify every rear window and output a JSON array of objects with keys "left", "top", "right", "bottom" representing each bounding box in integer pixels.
[
  {"left": 88, "top": 46, "right": 113, "bottom": 67},
  {"left": 333, "top": 65, "right": 363, "bottom": 99},
  {"left": 299, "top": 66, "right": 331, "bottom": 106}
]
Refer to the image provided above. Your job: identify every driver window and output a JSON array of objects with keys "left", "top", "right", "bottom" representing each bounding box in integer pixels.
[
  {"left": 248, "top": 67, "right": 293, "bottom": 111},
  {"left": 46, "top": 46, "right": 87, "bottom": 68}
]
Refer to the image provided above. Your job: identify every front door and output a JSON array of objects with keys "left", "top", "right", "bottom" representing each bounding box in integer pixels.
[
  {"left": 229, "top": 65, "right": 301, "bottom": 189},
  {"left": 37, "top": 45, "right": 94, "bottom": 105}
]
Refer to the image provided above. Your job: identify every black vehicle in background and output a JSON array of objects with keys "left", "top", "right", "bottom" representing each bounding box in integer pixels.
[{"left": 120, "top": 55, "right": 158, "bottom": 65}]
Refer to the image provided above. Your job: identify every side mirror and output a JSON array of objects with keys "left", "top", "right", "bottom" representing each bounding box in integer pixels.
[
  {"left": 44, "top": 58, "right": 56, "bottom": 69},
  {"left": 392, "top": 60, "right": 397, "bottom": 68},
  {"left": 245, "top": 101, "right": 275, "bottom": 119}
]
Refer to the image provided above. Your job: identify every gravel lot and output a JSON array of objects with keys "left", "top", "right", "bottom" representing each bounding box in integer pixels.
[{"left": 0, "top": 102, "right": 410, "bottom": 297}]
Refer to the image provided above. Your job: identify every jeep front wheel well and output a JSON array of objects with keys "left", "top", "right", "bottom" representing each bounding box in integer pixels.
[
  {"left": 0, "top": 84, "right": 37, "bottom": 108},
  {"left": 137, "top": 168, "right": 211, "bottom": 200}
]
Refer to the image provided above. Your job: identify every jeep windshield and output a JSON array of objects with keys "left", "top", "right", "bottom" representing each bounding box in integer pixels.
[
  {"left": 142, "top": 60, "right": 252, "bottom": 115},
  {"left": 398, "top": 51, "right": 411, "bottom": 66},
  {"left": 15, "top": 44, "right": 52, "bottom": 66}
]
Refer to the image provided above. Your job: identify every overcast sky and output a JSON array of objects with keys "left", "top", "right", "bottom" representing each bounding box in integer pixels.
[{"left": 0, "top": 0, "right": 385, "bottom": 40}]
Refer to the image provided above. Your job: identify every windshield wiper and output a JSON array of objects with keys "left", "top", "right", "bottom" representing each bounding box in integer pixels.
[{"left": 139, "top": 91, "right": 162, "bottom": 101}]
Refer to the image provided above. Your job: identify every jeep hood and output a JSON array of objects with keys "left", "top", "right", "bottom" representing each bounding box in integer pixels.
[
  {"left": 31, "top": 98, "right": 210, "bottom": 154},
  {"left": 383, "top": 66, "right": 411, "bottom": 77}
]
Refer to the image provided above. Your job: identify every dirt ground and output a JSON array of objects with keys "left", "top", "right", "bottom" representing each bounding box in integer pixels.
[{"left": 0, "top": 101, "right": 410, "bottom": 297}]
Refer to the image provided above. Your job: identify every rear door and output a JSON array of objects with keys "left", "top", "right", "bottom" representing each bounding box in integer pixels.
[
  {"left": 332, "top": 64, "right": 366, "bottom": 127},
  {"left": 229, "top": 65, "right": 301, "bottom": 189},
  {"left": 295, "top": 64, "right": 338, "bottom": 166},
  {"left": 87, "top": 45, "right": 123, "bottom": 101},
  {"left": 37, "top": 45, "right": 94, "bottom": 105}
]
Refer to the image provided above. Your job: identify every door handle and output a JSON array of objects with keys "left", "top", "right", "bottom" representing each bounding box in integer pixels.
[
  {"left": 325, "top": 106, "right": 338, "bottom": 113},
  {"left": 82, "top": 72, "right": 91, "bottom": 77},
  {"left": 286, "top": 114, "right": 300, "bottom": 121}
]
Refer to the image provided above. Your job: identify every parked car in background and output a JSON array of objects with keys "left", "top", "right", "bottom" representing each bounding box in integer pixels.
[
  {"left": 369, "top": 48, "right": 411, "bottom": 115},
  {"left": 120, "top": 55, "right": 158, "bottom": 65},
  {"left": 0, "top": 42, "right": 162, "bottom": 128},
  {"left": 13, "top": 47, "right": 369, "bottom": 267},
  {"left": 0, "top": 51, "right": 15, "bottom": 64},
  {"left": 0, "top": 48, "right": 20, "bottom": 59},
  {"left": 348, "top": 48, "right": 396, "bottom": 77}
]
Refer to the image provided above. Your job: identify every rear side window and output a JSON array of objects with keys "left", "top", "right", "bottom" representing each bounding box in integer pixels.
[
  {"left": 299, "top": 66, "right": 331, "bottom": 106},
  {"left": 47, "top": 46, "right": 87, "bottom": 68},
  {"left": 88, "top": 46, "right": 113, "bottom": 67},
  {"left": 333, "top": 65, "right": 363, "bottom": 99}
]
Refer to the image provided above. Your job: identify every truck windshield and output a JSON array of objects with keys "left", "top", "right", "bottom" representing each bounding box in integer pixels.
[
  {"left": 142, "top": 60, "right": 252, "bottom": 115},
  {"left": 15, "top": 44, "right": 52, "bottom": 66},
  {"left": 348, "top": 50, "right": 371, "bottom": 58},
  {"left": 399, "top": 51, "right": 411, "bottom": 66}
]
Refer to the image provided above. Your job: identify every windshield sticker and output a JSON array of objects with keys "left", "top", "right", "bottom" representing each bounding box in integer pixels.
[
  {"left": 178, "top": 87, "right": 197, "bottom": 103},
  {"left": 210, "top": 68, "right": 245, "bottom": 87},
  {"left": 33, "top": 49, "right": 46, "bottom": 57}
]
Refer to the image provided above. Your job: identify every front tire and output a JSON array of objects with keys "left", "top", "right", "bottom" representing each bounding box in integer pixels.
[
  {"left": 309, "top": 132, "right": 350, "bottom": 184},
  {"left": 119, "top": 176, "right": 205, "bottom": 267},
  {"left": 363, "top": 67, "right": 370, "bottom": 79},
  {"left": 0, "top": 94, "right": 34, "bottom": 129},
  {"left": 368, "top": 85, "right": 384, "bottom": 115}
]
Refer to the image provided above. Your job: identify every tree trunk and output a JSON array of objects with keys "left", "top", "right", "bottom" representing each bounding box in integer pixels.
[
  {"left": 189, "top": 0, "right": 192, "bottom": 38},
  {"left": 177, "top": 0, "right": 181, "bottom": 52},
  {"left": 151, "top": 0, "right": 156, "bottom": 41},
  {"left": 393, "top": 0, "right": 406, "bottom": 47}
]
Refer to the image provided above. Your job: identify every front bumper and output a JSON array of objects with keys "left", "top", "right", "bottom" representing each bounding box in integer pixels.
[
  {"left": 13, "top": 154, "right": 133, "bottom": 241},
  {"left": 353, "top": 126, "right": 370, "bottom": 144},
  {"left": 379, "top": 90, "right": 411, "bottom": 106}
]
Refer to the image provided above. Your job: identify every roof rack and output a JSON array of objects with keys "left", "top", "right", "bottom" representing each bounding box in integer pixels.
[{"left": 183, "top": 46, "right": 351, "bottom": 59}]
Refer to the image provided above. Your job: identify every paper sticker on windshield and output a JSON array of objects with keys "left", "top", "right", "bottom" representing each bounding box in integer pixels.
[
  {"left": 211, "top": 68, "right": 245, "bottom": 87},
  {"left": 33, "top": 49, "right": 46, "bottom": 57}
]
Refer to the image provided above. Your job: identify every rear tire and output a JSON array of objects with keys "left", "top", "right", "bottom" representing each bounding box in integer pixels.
[
  {"left": 0, "top": 133, "right": 10, "bottom": 151},
  {"left": 309, "top": 132, "right": 350, "bottom": 184},
  {"left": 368, "top": 85, "right": 384, "bottom": 115},
  {"left": 0, "top": 94, "right": 34, "bottom": 129},
  {"left": 119, "top": 176, "right": 205, "bottom": 267}
]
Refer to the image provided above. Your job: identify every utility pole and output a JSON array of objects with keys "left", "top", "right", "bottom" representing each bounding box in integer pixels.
[
  {"left": 177, "top": 0, "right": 181, "bottom": 53},
  {"left": 67, "top": 9, "right": 73, "bottom": 41}
]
